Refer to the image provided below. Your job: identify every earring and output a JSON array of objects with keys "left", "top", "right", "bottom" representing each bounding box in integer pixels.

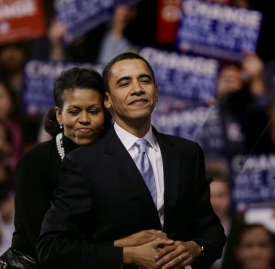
[{"left": 60, "top": 124, "right": 63, "bottom": 129}]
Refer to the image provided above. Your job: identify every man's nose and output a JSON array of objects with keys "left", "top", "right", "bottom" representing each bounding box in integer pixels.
[{"left": 132, "top": 80, "right": 144, "bottom": 94}]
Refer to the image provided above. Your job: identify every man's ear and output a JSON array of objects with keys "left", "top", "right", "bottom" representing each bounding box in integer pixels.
[
  {"left": 104, "top": 92, "right": 112, "bottom": 109},
  {"left": 155, "top": 84, "right": 158, "bottom": 102},
  {"left": 55, "top": 107, "right": 62, "bottom": 125}
]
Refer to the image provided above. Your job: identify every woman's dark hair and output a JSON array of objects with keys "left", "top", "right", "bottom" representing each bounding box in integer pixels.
[
  {"left": 44, "top": 67, "right": 112, "bottom": 137},
  {"left": 236, "top": 223, "right": 274, "bottom": 247}
]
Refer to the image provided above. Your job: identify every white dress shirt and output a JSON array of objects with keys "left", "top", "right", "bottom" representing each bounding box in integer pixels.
[{"left": 114, "top": 123, "right": 164, "bottom": 227}]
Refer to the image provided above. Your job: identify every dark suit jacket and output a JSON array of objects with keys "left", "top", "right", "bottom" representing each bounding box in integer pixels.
[{"left": 37, "top": 126, "right": 226, "bottom": 269}]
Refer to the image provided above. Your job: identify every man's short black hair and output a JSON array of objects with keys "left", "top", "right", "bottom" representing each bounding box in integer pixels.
[{"left": 102, "top": 52, "right": 155, "bottom": 93}]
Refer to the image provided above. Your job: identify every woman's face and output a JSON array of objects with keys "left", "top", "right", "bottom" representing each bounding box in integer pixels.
[
  {"left": 236, "top": 227, "right": 273, "bottom": 269},
  {"left": 56, "top": 88, "right": 105, "bottom": 146}
]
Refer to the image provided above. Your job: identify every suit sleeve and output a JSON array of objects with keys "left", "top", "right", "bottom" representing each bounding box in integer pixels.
[
  {"left": 36, "top": 153, "right": 123, "bottom": 269},
  {"left": 190, "top": 144, "right": 226, "bottom": 269}
]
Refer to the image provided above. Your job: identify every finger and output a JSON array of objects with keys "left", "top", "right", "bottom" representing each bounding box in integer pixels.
[
  {"left": 148, "top": 229, "right": 158, "bottom": 233},
  {"left": 155, "top": 233, "right": 168, "bottom": 240},
  {"left": 151, "top": 230, "right": 167, "bottom": 236},
  {"left": 153, "top": 238, "right": 174, "bottom": 248},
  {"left": 154, "top": 244, "right": 177, "bottom": 260},
  {"left": 156, "top": 254, "right": 183, "bottom": 269},
  {"left": 148, "top": 229, "right": 164, "bottom": 235},
  {"left": 158, "top": 233, "right": 168, "bottom": 238}
]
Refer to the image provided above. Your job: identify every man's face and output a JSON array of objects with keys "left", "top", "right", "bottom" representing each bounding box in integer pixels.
[{"left": 105, "top": 59, "right": 158, "bottom": 129}]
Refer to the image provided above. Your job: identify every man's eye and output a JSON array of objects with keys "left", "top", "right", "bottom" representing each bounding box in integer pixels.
[
  {"left": 141, "top": 79, "right": 150, "bottom": 84},
  {"left": 120, "top": 82, "right": 129, "bottom": 87}
]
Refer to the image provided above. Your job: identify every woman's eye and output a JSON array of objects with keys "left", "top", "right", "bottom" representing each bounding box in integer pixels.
[
  {"left": 68, "top": 111, "right": 78, "bottom": 115},
  {"left": 89, "top": 110, "right": 99, "bottom": 114}
]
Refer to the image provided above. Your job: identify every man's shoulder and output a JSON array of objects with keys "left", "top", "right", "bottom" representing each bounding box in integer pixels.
[
  {"left": 156, "top": 132, "right": 205, "bottom": 158},
  {"left": 67, "top": 138, "right": 105, "bottom": 159},
  {"left": 157, "top": 131, "right": 200, "bottom": 148}
]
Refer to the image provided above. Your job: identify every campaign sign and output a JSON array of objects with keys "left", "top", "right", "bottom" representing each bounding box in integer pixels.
[
  {"left": 231, "top": 154, "right": 275, "bottom": 211},
  {"left": 176, "top": 0, "right": 262, "bottom": 61},
  {"left": 156, "top": 0, "right": 181, "bottom": 44},
  {"left": 152, "top": 98, "right": 226, "bottom": 159},
  {"left": 195, "top": 105, "right": 226, "bottom": 159},
  {"left": 22, "top": 60, "right": 103, "bottom": 115},
  {"left": 54, "top": 0, "right": 114, "bottom": 43},
  {"left": 0, "top": 0, "right": 46, "bottom": 45},
  {"left": 139, "top": 47, "right": 219, "bottom": 102}
]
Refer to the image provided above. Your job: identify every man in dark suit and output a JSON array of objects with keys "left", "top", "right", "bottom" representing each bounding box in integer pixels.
[{"left": 37, "top": 52, "right": 226, "bottom": 269}]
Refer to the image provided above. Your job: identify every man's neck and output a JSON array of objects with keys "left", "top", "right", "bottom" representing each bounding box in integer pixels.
[{"left": 115, "top": 120, "right": 151, "bottom": 138}]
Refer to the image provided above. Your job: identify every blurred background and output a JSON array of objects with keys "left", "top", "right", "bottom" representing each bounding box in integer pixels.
[{"left": 0, "top": 0, "right": 275, "bottom": 268}]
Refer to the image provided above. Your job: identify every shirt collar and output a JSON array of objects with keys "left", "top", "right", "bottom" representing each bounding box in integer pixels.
[{"left": 114, "top": 122, "right": 159, "bottom": 151}]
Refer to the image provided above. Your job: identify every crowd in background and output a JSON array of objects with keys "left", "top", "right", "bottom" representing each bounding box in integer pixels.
[{"left": 0, "top": 0, "right": 275, "bottom": 268}]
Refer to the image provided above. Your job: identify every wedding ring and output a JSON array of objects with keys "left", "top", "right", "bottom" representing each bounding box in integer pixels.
[{"left": 178, "top": 255, "right": 182, "bottom": 262}]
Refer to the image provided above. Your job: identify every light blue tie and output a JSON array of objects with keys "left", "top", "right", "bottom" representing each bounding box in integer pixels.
[{"left": 135, "top": 138, "right": 157, "bottom": 207}]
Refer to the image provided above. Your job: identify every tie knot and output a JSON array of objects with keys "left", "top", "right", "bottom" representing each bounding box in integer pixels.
[{"left": 136, "top": 138, "right": 148, "bottom": 154}]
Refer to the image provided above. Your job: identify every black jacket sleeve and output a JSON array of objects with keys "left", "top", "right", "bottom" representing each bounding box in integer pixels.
[{"left": 36, "top": 153, "right": 123, "bottom": 269}]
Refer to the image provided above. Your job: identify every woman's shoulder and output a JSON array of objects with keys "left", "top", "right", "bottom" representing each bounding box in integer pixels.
[
  {"left": 14, "top": 138, "right": 61, "bottom": 188},
  {"left": 17, "top": 139, "right": 57, "bottom": 165}
]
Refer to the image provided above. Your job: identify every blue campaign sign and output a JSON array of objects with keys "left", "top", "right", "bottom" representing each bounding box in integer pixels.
[
  {"left": 22, "top": 60, "right": 103, "bottom": 115},
  {"left": 54, "top": 0, "right": 114, "bottom": 43},
  {"left": 139, "top": 47, "right": 219, "bottom": 102},
  {"left": 230, "top": 154, "right": 275, "bottom": 211},
  {"left": 54, "top": 0, "right": 143, "bottom": 43},
  {"left": 195, "top": 105, "right": 226, "bottom": 159},
  {"left": 176, "top": 0, "right": 262, "bottom": 61},
  {"left": 152, "top": 98, "right": 226, "bottom": 160}
]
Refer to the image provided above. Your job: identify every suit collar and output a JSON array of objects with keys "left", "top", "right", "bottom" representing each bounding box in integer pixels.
[
  {"left": 153, "top": 130, "right": 181, "bottom": 231},
  {"left": 104, "top": 125, "right": 180, "bottom": 231},
  {"left": 103, "top": 126, "right": 162, "bottom": 228},
  {"left": 113, "top": 123, "right": 159, "bottom": 151}
]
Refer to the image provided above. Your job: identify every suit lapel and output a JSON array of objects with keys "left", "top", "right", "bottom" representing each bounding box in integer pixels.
[
  {"left": 154, "top": 129, "right": 181, "bottom": 231},
  {"left": 103, "top": 127, "right": 161, "bottom": 226}
]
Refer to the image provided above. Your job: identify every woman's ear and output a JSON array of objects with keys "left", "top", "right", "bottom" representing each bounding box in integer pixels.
[{"left": 55, "top": 107, "right": 62, "bottom": 125}]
